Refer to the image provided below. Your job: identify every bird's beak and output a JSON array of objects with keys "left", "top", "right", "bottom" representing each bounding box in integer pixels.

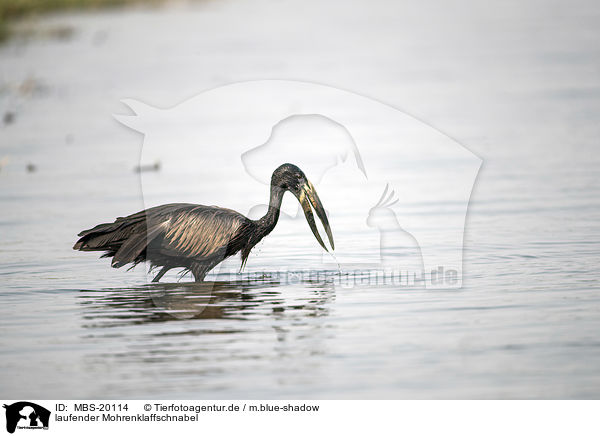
[{"left": 297, "top": 180, "right": 335, "bottom": 251}]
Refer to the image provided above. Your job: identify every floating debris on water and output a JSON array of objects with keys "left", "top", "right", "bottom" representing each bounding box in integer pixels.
[
  {"left": 3, "top": 111, "right": 15, "bottom": 125},
  {"left": 134, "top": 161, "right": 161, "bottom": 173},
  {"left": 19, "top": 77, "right": 48, "bottom": 97},
  {"left": 26, "top": 163, "right": 36, "bottom": 173}
]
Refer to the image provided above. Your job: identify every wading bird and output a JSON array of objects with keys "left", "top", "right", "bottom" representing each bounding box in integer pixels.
[{"left": 73, "top": 163, "right": 334, "bottom": 282}]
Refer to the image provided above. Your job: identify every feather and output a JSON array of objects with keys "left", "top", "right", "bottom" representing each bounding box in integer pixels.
[
  {"left": 74, "top": 203, "right": 251, "bottom": 280},
  {"left": 111, "top": 223, "right": 167, "bottom": 268}
]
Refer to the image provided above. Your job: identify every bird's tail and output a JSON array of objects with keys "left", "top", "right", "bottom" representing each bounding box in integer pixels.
[{"left": 73, "top": 213, "right": 160, "bottom": 268}]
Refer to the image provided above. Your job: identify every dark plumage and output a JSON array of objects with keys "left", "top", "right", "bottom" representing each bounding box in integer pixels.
[{"left": 74, "top": 163, "right": 334, "bottom": 282}]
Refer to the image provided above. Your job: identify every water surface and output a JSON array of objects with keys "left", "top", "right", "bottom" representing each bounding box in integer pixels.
[{"left": 1, "top": 0, "right": 599, "bottom": 398}]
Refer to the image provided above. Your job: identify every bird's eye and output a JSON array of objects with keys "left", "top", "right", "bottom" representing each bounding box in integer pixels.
[{"left": 295, "top": 173, "right": 302, "bottom": 180}]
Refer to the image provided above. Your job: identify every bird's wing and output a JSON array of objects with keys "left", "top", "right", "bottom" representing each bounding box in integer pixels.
[
  {"left": 74, "top": 203, "right": 249, "bottom": 268},
  {"left": 153, "top": 204, "right": 249, "bottom": 260}
]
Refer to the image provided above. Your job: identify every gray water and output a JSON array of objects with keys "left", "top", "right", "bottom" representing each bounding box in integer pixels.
[{"left": 1, "top": 0, "right": 600, "bottom": 399}]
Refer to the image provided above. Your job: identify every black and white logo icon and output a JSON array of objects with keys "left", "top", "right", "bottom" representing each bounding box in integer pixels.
[{"left": 3, "top": 402, "right": 50, "bottom": 434}]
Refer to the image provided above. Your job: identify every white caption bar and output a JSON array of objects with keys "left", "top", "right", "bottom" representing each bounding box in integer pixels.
[{"left": 1, "top": 400, "right": 599, "bottom": 436}]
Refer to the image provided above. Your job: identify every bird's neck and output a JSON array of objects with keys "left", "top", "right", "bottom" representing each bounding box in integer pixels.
[
  {"left": 255, "top": 185, "right": 284, "bottom": 235},
  {"left": 239, "top": 185, "right": 285, "bottom": 269}
]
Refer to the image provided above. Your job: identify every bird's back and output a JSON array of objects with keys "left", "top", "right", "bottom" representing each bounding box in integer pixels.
[{"left": 156, "top": 203, "right": 250, "bottom": 258}]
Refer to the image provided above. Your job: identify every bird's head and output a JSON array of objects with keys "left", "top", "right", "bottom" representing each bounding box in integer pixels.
[{"left": 271, "top": 163, "right": 335, "bottom": 252}]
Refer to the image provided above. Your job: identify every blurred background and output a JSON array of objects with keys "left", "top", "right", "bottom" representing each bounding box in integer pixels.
[{"left": 1, "top": 0, "right": 599, "bottom": 399}]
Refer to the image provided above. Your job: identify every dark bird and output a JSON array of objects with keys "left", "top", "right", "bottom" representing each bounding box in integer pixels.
[{"left": 73, "top": 163, "right": 334, "bottom": 282}]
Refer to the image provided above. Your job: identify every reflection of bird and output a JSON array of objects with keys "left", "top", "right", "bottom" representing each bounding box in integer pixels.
[
  {"left": 74, "top": 164, "right": 334, "bottom": 282},
  {"left": 78, "top": 279, "right": 335, "bottom": 323}
]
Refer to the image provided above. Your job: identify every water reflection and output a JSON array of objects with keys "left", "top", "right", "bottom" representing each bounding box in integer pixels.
[
  {"left": 78, "top": 275, "right": 336, "bottom": 328},
  {"left": 75, "top": 277, "right": 337, "bottom": 396}
]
